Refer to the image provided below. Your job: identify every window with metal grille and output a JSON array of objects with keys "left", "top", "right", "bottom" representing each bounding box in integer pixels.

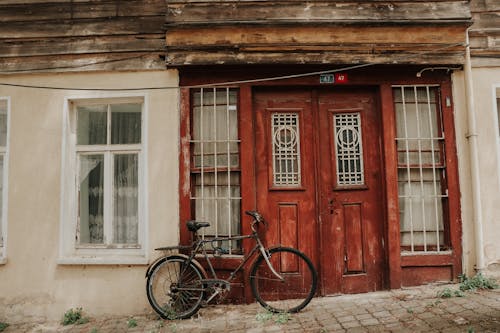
[
  {"left": 191, "top": 88, "right": 241, "bottom": 253},
  {"left": 394, "top": 86, "right": 449, "bottom": 253}
]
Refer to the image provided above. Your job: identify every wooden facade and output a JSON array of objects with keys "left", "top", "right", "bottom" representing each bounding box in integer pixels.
[
  {"left": 469, "top": 0, "right": 500, "bottom": 66},
  {"left": 0, "top": 0, "right": 166, "bottom": 73},
  {"left": 165, "top": 0, "right": 471, "bottom": 66}
]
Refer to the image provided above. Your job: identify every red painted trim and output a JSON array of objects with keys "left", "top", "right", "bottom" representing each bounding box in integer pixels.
[
  {"left": 401, "top": 254, "right": 454, "bottom": 267},
  {"left": 179, "top": 88, "right": 192, "bottom": 246},
  {"left": 440, "top": 80, "right": 463, "bottom": 280},
  {"left": 380, "top": 84, "right": 402, "bottom": 289},
  {"left": 239, "top": 84, "right": 257, "bottom": 303}
]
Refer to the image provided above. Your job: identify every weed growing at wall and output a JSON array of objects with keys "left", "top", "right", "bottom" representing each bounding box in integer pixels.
[
  {"left": 459, "top": 273, "right": 498, "bottom": 291},
  {"left": 437, "top": 273, "right": 498, "bottom": 299},
  {"left": 0, "top": 322, "right": 9, "bottom": 332},
  {"left": 61, "top": 307, "right": 89, "bottom": 326},
  {"left": 127, "top": 318, "right": 138, "bottom": 328}
]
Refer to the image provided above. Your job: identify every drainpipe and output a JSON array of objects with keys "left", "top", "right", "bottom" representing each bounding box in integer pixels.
[{"left": 464, "top": 28, "right": 485, "bottom": 273}]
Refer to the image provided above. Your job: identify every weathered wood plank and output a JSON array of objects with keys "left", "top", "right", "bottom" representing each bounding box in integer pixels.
[
  {"left": 471, "top": 12, "right": 500, "bottom": 30},
  {"left": 0, "top": 35, "right": 164, "bottom": 58},
  {"left": 165, "top": 50, "right": 465, "bottom": 66},
  {"left": 0, "top": 0, "right": 165, "bottom": 22},
  {"left": 0, "top": 16, "right": 165, "bottom": 39},
  {"left": 471, "top": 0, "right": 500, "bottom": 12},
  {"left": 0, "top": 53, "right": 165, "bottom": 73},
  {"left": 166, "top": 25, "right": 466, "bottom": 47},
  {"left": 166, "top": 1, "right": 471, "bottom": 25}
]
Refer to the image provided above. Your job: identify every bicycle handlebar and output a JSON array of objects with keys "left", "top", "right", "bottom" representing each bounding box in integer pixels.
[{"left": 245, "top": 210, "right": 267, "bottom": 231}]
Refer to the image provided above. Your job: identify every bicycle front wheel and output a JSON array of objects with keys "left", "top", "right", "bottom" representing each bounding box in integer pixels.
[
  {"left": 146, "top": 256, "right": 205, "bottom": 319},
  {"left": 250, "top": 247, "right": 317, "bottom": 313}
]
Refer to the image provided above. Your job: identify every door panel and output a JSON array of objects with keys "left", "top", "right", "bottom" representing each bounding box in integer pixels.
[
  {"left": 318, "top": 88, "right": 385, "bottom": 294},
  {"left": 254, "top": 88, "right": 316, "bottom": 259}
]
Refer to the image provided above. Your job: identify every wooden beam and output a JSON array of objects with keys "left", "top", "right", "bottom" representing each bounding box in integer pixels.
[
  {"left": 0, "top": 35, "right": 164, "bottom": 58},
  {"left": 166, "top": 1, "right": 471, "bottom": 25},
  {"left": 166, "top": 50, "right": 465, "bottom": 66},
  {"left": 166, "top": 25, "right": 466, "bottom": 47},
  {"left": 0, "top": 0, "right": 165, "bottom": 22},
  {"left": 0, "top": 53, "right": 165, "bottom": 73}
]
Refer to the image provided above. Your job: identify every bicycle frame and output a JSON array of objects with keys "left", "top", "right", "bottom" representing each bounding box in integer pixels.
[{"left": 188, "top": 231, "right": 284, "bottom": 284}]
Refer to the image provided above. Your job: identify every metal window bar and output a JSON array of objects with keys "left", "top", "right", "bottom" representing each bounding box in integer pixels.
[
  {"left": 412, "top": 86, "right": 427, "bottom": 251},
  {"left": 212, "top": 88, "right": 218, "bottom": 239},
  {"left": 426, "top": 86, "right": 441, "bottom": 252},
  {"left": 400, "top": 87, "right": 415, "bottom": 252},
  {"left": 395, "top": 85, "right": 447, "bottom": 254},
  {"left": 200, "top": 89, "right": 205, "bottom": 241}
]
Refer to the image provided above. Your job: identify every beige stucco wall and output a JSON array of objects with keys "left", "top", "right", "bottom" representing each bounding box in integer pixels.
[
  {"left": 453, "top": 67, "right": 500, "bottom": 278},
  {"left": 0, "top": 70, "right": 180, "bottom": 322}
]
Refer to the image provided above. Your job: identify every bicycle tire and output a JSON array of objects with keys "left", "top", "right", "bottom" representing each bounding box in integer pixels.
[
  {"left": 250, "top": 247, "right": 317, "bottom": 313},
  {"left": 146, "top": 255, "right": 205, "bottom": 319}
]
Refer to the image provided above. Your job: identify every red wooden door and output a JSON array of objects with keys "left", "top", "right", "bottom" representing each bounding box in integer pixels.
[
  {"left": 318, "top": 88, "right": 386, "bottom": 294},
  {"left": 254, "top": 88, "right": 317, "bottom": 263},
  {"left": 254, "top": 87, "right": 385, "bottom": 295}
]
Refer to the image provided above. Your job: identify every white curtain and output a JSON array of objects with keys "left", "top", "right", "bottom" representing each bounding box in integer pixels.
[{"left": 113, "top": 154, "right": 138, "bottom": 244}]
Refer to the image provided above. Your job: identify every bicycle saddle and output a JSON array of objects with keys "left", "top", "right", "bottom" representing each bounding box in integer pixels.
[{"left": 186, "top": 220, "right": 210, "bottom": 232}]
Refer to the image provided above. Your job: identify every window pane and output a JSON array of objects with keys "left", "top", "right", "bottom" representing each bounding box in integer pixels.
[
  {"left": 272, "top": 113, "right": 302, "bottom": 186},
  {"left": 113, "top": 154, "right": 139, "bottom": 244},
  {"left": 77, "top": 105, "right": 107, "bottom": 145},
  {"left": 192, "top": 89, "right": 239, "bottom": 168},
  {"left": 111, "top": 104, "right": 141, "bottom": 144},
  {"left": 0, "top": 100, "right": 7, "bottom": 147},
  {"left": 78, "top": 154, "right": 104, "bottom": 244},
  {"left": 193, "top": 172, "right": 241, "bottom": 250}
]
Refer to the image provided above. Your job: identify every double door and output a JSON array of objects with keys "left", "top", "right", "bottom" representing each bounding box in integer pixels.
[{"left": 254, "top": 87, "right": 386, "bottom": 294}]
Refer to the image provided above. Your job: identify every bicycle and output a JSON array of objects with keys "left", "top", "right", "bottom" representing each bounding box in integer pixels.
[{"left": 145, "top": 210, "right": 318, "bottom": 320}]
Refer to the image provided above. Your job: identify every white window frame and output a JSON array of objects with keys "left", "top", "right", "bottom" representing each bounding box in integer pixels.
[
  {"left": 0, "top": 97, "right": 10, "bottom": 265},
  {"left": 59, "top": 94, "right": 148, "bottom": 265},
  {"left": 493, "top": 85, "right": 500, "bottom": 188}
]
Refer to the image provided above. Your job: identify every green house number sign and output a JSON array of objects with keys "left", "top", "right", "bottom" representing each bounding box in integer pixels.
[{"left": 320, "top": 74, "right": 335, "bottom": 84}]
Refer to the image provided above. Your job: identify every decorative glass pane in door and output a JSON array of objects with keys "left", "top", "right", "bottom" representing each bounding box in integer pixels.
[
  {"left": 333, "top": 112, "right": 365, "bottom": 187},
  {"left": 271, "top": 113, "right": 302, "bottom": 187}
]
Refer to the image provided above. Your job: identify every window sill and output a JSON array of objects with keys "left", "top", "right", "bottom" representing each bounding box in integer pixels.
[
  {"left": 57, "top": 256, "right": 148, "bottom": 266},
  {"left": 0, "top": 257, "right": 6, "bottom": 265}
]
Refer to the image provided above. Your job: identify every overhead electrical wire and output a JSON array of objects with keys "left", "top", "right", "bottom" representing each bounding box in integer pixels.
[{"left": 0, "top": 42, "right": 466, "bottom": 91}]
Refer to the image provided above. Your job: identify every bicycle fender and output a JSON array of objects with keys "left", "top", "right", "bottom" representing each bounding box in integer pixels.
[{"left": 145, "top": 254, "right": 208, "bottom": 279}]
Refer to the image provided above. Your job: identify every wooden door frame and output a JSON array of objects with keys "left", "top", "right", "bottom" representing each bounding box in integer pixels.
[{"left": 178, "top": 65, "right": 463, "bottom": 300}]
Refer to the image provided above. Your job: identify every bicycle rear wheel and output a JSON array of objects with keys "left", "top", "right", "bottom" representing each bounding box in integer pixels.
[
  {"left": 146, "top": 255, "right": 205, "bottom": 319},
  {"left": 250, "top": 247, "right": 317, "bottom": 313}
]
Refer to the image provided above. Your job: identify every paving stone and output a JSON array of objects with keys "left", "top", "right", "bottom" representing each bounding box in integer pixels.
[{"left": 4, "top": 282, "right": 500, "bottom": 333}]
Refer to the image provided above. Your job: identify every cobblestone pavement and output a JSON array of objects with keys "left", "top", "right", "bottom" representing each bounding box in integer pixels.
[{"left": 3, "top": 282, "right": 500, "bottom": 333}]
